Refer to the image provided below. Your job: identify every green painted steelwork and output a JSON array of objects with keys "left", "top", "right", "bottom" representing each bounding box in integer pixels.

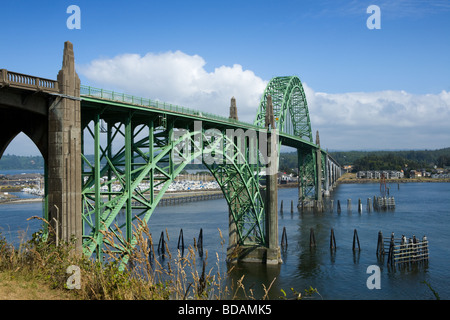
[
  {"left": 253, "top": 76, "right": 318, "bottom": 205},
  {"left": 80, "top": 99, "right": 267, "bottom": 265},
  {"left": 0, "top": 64, "right": 340, "bottom": 266},
  {"left": 78, "top": 76, "right": 330, "bottom": 265},
  {"left": 254, "top": 76, "right": 312, "bottom": 141}
]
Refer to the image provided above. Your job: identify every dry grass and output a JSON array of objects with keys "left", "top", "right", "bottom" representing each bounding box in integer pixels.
[
  {"left": 0, "top": 271, "right": 72, "bottom": 300},
  {"left": 0, "top": 218, "right": 262, "bottom": 300},
  {"left": 0, "top": 217, "right": 318, "bottom": 300}
]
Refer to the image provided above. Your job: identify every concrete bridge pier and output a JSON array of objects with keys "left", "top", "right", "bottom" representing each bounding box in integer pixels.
[
  {"left": 264, "top": 105, "right": 282, "bottom": 264},
  {"left": 227, "top": 95, "right": 281, "bottom": 265},
  {"left": 315, "top": 131, "right": 323, "bottom": 211},
  {"left": 47, "top": 41, "right": 82, "bottom": 250},
  {"left": 324, "top": 153, "right": 331, "bottom": 197}
]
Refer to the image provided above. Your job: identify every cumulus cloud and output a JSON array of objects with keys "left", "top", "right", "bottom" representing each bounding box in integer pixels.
[
  {"left": 78, "top": 50, "right": 450, "bottom": 151},
  {"left": 78, "top": 51, "right": 267, "bottom": 122},
  {"left": 304, "top": 84, "right": 450, "bottom": 150}
]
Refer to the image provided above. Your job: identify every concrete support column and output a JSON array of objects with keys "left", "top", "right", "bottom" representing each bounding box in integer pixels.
[
  {"left": 315, "top": 131, "right": 323, "bottom": 211},
  {"left": 227, "top": 95, "right": 281, "bottom": 265},
  {"left": 264, "top": 95, "right": 281, "bottom": 264},
  {"left": 47, "top": 41, "right": 82, "bottom": 250},
  {"left": 324, "top": 154, "right": 330, "bottom": 196}
]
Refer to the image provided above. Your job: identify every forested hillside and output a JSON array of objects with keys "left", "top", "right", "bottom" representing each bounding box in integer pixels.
[
  {"left": 330, "top": 148, "right": 450, "bottom": 168},
  {"left": 0, "top": 154, "right": 45, "bottom": 170},
  {"left": 1, "top": 147, "right": 449, "bottom": 172},
  {"left": 331, "top": 148, "right": 450, "bottom": 171},
  {"left": 278, "top": 147, "right": 450, "bottom": 173}
]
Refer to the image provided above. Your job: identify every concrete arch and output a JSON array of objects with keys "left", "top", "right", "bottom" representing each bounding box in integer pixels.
[{"left": 0, "top": 108, "right": 48, "bottom": 161}]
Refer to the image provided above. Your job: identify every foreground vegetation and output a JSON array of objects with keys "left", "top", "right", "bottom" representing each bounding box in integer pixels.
[{"left": 0, "top": 219, "right": 319, "bottom": 300}]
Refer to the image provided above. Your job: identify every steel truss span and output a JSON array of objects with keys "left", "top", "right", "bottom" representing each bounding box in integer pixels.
[
  {"left": 1, "top": 56, "right": 342, "bottom": 266},
  {"left": 254, "top": 76, "right": 318, "bottom": 206},
  {"left": 80, "top": 105, "right": 267, "bottom": 265},
  {"left": 77, "top": 74, "right": 340, "bottom": 265}
]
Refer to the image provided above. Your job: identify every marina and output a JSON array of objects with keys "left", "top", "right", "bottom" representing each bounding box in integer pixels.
[{"left": 1, "top": 173, "right": 222, "bottom": 205}]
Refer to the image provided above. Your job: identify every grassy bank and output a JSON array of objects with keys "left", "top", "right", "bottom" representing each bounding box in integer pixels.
[
  {"left": 0, "top": 222, "right": 229, "bottom": 300},
  {"left": 0, "top": 219, "right": 319, "bottom": 300}
]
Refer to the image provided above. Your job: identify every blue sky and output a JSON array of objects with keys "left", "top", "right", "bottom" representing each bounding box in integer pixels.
[{"left": 1, "top": 0, "right": 450, "bottom": 155}]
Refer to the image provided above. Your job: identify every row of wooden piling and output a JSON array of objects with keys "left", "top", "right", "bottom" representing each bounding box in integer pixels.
[
  {"left": 376, "top": 231, "right": 429, "bottom": 266},
  {"left": 281, "top": 227, "right": 361, "bottom": 251},
  {"left": 149, "top": 228, "right": 204, "bottom": 260},
  {"left": 279, "top": 200, "right": 295, "bottom": 213},
  {"left": 329, "top": 196, "right": 396, "bottom": 213},
  {"left": 280, "top": 196, "right": 395, "bottom": 214}
]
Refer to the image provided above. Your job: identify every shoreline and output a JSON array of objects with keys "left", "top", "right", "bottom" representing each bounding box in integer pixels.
[
  {"left": 336, "top": 172, "right": 450, "bottom": 184},
  {"left": 337, "top": 178, "right": 450, "bottom": 184},
  {"left": 2, "top": 179, "right": 448, "bottom": 205},
  {"left": 1, "top": 183, "right": 299, "bottom": 205},
  {"left": 0, "top": 197, "right": 44, "bottom": 205}
]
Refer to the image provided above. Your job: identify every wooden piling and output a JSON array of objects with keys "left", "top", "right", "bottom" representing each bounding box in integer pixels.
[
  {"left": 422, "top": 235, "right": 428, "bottom": 261},
  {"left": 291, "top": 200, "right": 294, "bottom": 213},
  {"left": 198, "top": 228, "right": 203, "bottom": 257},
  {"left": 347, "top": 199, "right": 351, "bottom": 211},
  {"left": 310, "top": 228, "right": 316, "bottom": 247},
  {"left": 337, "top": 200, "right": 341, "bottom": 213},
  {"left": 358, "top": 198, "right": 362, "bottom": 213},
  {"left": 352, "top": 229, "right": 361, "bottom": 251},
  {"left": 280, "top": 200, "right": 283, "bottom": 213},
  {"left": 281, "top": 226, "right": 288, "bottom": 249},
  {"left": 383, "top": 233, "right": 429, "bottom": 266},
  {"left": 376, "top": 231, "right": 384, "bottom": 257},
  {"left": 330, "top": 228, "right": 336, "bottom": 250},
  {"left": 387, "top": 237, "right": 395, "bottom": 265},
  {"left": 177, "top": 229, "right": 184, "bottom": 251},
  {"left": 158, "top": 231, "right": 165, "bottom": 255}
]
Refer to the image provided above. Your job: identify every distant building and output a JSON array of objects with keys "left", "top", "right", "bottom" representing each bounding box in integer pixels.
[
  {"left": 409, "top": 170, "right": 422, "bottom": 178},
  {"left": 343, "top": 165, "right": 353, "bottom": 173},
  {"left": 356, "top": 170, "right": 404, "bottom": 179},
  {"left": 431, "top": 173, "right": 450, "bottom": 179},
  {"left": 278, "top": 172, "right": 297, "bottom": 184}
]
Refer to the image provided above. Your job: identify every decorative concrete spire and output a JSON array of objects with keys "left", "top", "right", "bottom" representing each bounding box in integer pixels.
[
  {"left": 229, "top": 96, "right": 238, "bottom": 120},
  {"left": 265, "top": 95, "right": 275, "bottom": 129},
  {"left": 57, "top": 41, "right": 80, "bottom": 97}
]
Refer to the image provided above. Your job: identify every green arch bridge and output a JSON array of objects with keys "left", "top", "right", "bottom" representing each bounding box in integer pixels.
[{"left": 0, "top": 42, "right": 341, "bottom": 266}]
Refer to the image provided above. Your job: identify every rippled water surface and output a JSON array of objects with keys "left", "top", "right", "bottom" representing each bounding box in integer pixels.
[{"left": 1, "top": 182, "right": 449, "bottom": 300}]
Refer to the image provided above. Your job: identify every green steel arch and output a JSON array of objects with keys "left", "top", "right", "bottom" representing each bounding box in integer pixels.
[
  {"left": 79, "top": 106, "right": 266, "bottom": 267},
  {"left": 254, "top": 76, "right": 319, "bottom": 206},
  {"left": 254, "top": 76, "right": 313, "bottom": 142}
]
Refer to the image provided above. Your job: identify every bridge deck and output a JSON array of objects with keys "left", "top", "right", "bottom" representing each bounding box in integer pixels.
[
  {"left": 1, "top": 68, "right": 320, "bottom": 151},
  {"left": 79, "top": 85, "right": 318, "bottom": 150}
]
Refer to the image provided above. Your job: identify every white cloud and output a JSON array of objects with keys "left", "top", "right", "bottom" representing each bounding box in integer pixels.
[
  {"left": 304, "top": 84, "right": 450, "bottom": 150},
  {"left": 78, "top": 51, "right": 267, "bottom": 122},
  {"left": 78, "top": 50, "right": 449, "bottom": 151}
]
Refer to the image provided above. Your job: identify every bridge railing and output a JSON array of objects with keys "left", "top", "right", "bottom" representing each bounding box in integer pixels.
[
  {"left": 0, "top": 69, "right": 59, "bottom": 92},
  {"left": 80, "top": 85, "right": 257, "bottom": 128}
]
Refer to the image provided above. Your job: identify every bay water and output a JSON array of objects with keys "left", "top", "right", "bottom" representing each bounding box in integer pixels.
[{"left": 1, "top": 182, "right": 449, "bottom": 300}]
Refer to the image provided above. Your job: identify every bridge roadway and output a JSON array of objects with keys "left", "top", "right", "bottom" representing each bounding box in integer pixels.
[{"left": 0, "top": 41, "right": 341, "bottom": 266}]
